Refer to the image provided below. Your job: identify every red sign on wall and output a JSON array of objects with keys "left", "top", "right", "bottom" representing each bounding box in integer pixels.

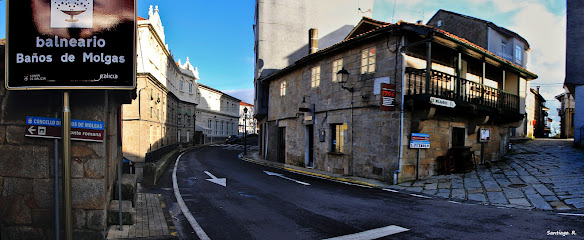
[{"left": 380, "top": 83, "right": 396, "bottom": 111}]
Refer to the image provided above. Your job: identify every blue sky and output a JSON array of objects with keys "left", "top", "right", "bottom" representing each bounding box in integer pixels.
[{"left": 0, "top": 0, "right": 567, "bottom": 128}]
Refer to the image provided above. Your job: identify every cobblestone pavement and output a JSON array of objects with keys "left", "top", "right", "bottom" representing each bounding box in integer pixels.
[
  {"left": 395, "top": 139, "right": 584, "bottom": 211},
  {"left": 106, "top": 193, "right": 178, "bottom": 239}
]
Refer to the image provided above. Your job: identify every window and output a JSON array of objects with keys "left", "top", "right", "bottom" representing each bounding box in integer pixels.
[
  {"left": 208, "top": 119, "right": 212, "bottom": 135},
  {"left": 361, "top": 47, "right": 376, "bottom": 74},
  {"left": 332, "top": 59, "right": 343, "bottom": 82},
  {"left": 515, "top": 45, "right": 522, "bottom": 64},
  {"left": 221, "top": 122, "right": 224, "bottom": 135},
  {"left": 501, "top": 40, "right": 508, "bottom": 54},
  {"left": 331, "top": 124, "right": 345, "bottom": 153},
  {"left": 437, "top": 20, "right": 443, "bottom": 27},
  {"left": 180, "top": 78, "right": 184, "bottom": 91},
  {"left": 189, "top": 82, "right": 193, "bottom": 93},
  {"left": 280, "top": 81, "right": 286, "bottom": 96},
  {"left": 178, "top": 115, "right": 182, "bottom": 125},
  {"left": 311, "top": 66, "right": 320, "bottom": 88},
  {"left": 215, "top": 121, "right": 218, "bottom": 135}
]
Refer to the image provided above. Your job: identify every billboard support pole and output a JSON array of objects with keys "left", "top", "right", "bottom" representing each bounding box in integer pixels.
[
  {"left": 63, "top": 92, "right": 73, "bottom": 240},
  {"left": 54, "top": 112, "right": 60, "bottom": 240}
]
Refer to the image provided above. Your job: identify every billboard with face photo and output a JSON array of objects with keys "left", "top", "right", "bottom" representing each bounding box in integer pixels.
[{"left": 6, "top": 0, "right": 136, "bottom": 90}]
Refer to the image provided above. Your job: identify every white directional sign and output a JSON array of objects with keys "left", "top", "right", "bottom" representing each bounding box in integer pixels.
[
  {"left": 430, "top": 97, "right": 456, "bottom": 108},
  {"left": 264, "top": 171, "right": 310, "bottom": 186},
  {"left": 204, "top": 171, "right": 226, "bottom": 187}
]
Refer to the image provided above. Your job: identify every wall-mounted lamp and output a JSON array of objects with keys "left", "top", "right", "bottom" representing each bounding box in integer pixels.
[
  {"left": 298, "top": 95, "right": 311, "bottom": 112},
  {"left": 336, "top": 67, "right": 354, "bottom": 92}
]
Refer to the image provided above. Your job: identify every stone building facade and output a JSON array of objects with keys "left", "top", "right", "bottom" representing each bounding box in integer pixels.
[
  {"left": 122, "top": 6, "right": 199, "bottom": 163},
  {"left": 556, "top": 92, "right": 575, "bottom": 138},
  {"left": 261, "top": 19, "right": 537, "bottom": 183},
  {"left": 195, "top": 84, "right": 240, "bottom": 144},
  {"left": 566, "top": 0, "right": 584, "bottom": 147},
  {"left": 254, "top": 0, "right": 374, "bottom": 160},
  {"left": 0, "top": 42, "right": 133, "bottom": 238},
  {"left": 427, "top": 9, "right": 532, "bottom": 138}
]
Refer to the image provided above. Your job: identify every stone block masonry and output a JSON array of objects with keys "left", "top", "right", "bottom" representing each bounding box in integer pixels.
[{"left": 0, "top": 83, "right": 131, "bottom": 239}]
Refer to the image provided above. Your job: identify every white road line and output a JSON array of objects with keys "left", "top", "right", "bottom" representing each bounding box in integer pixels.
[
  {"left": 383, "top": 189, "right": 399, "bottom": 193},
  {"left": 448, "top": 200, "right": 461, "bottom": 204},
  {"left": 323, "top": 225, "right": 409, "bottom": 240},
  {"left": 558, "top": 213, "right": 584, "bottom": 217},
  {"left": 410, "top": 194, "right": 432, "bottom": 199},
  {"left": 173, "top": 152, "right": 211, "bottom": 240}
]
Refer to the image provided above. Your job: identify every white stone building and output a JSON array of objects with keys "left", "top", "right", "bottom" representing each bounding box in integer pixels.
[
  {"left": 122, "top": 5, "right": 200, "bottom": 162},
  {"left": 195, "top": 84, "right": 241, "bottom": 143},
  {"left": 239, "top": 102, "right": 257, "bottom": 135}
]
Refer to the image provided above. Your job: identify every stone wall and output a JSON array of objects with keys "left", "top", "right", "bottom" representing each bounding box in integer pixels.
[
  {"left": 1, "top": 47, "right": 131, "bottom": 239},
  {"left": 266, "top": 35, "right": 405, "bottom": 182}
]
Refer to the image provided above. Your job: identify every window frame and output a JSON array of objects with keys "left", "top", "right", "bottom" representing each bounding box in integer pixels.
[
  {"left": 280, "top": 81, "right": 287, "bottom": 96},
  {"left": 332, "top": 59, "right": 343, "bottom": 82},
  {"left": 311, "top": 65, "right": 321, "bottom": 88},
  {"left": 361, "top": 47, "right": 376, "bottom": 74},
  {"left": 515, "top": 45, "right": 522, "bottom": 64},
  {"left": 331, "top": 124, "right": 345, "bottom": 153}
]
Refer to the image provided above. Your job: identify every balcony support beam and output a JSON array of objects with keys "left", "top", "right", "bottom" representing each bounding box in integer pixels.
[
  {"left": 482, "top": 61, "right": 486, "bottom": 103},
  {"left": 425, "top": 41, "right": 432, "bottom": 94},
  {"left": 456, "top": 52, "right": 462, "bottom": 99}
]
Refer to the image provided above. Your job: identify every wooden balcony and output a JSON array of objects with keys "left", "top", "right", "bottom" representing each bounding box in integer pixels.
[{"left": 405, "top": 67, "right": 520, "bottom": 114}]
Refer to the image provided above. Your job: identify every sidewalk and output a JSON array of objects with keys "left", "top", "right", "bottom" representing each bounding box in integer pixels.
[
  {"left": 241, "top": 139, "right": 584, "bottom": 211},
  {"left": 106, "top": 191, "right": 179, "bottom": 239}
]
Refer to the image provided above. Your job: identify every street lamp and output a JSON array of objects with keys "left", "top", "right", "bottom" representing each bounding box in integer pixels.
[
  {"left": 336, "top": 67, "right": 354, "bottom": 92},
  {"left": 243, "top": 107, "right": 248, "bottom": 155}
]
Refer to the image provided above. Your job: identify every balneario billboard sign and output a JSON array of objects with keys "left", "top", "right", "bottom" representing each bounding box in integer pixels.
[{"left": 6, "top": 0, "right": 136, "bottom": 90}]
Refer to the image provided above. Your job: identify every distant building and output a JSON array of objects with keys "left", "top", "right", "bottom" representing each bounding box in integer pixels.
[
  {"left": 260, "top": 17, "right": 537, "bottom": 182},
  {"left": 565, "top": 0, "right": 584, "bottom": 147},
  {"left": 427, "top": 9, "right": 532, "bottom": 138},
  {"left": 123, "top": 6, "right": 199, "bottom": 163},
  {"left": 254, "top": 0, "right": 374, "bottom": 160},
  {"left": 195, "top": 84, "right": 241, "bottom": 143},
  {"left": 529, "top": 88, "right": 551, "bottom": 138},
  {"left": 239, "top": 102, "right": 257, "bottom": 135},
  {"left": 556, "top": 91, "right": 576, "bottom": 138}
]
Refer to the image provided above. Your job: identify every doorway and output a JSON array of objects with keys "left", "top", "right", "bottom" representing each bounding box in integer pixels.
[
  {"left": 452, "top": 127, "right": 465, "bottom": 147},
  {"left": 306, "top": 125, "right": 314, "bottom": 168},
  {"left": 278, "top": 127, "right": 286, "bottom": 163}
]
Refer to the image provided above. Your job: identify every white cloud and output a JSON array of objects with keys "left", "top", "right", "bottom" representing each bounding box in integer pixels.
[{"left": 223, "top": 88, "right": 255, "bottom": 104}]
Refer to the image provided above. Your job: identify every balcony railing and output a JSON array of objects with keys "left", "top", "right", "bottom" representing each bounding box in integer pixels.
[{"left": 406, "top": 68, "right": 519, "bottom": 113}]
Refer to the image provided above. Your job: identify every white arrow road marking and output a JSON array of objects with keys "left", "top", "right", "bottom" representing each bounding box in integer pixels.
[
  {"left": 264, "top": 170, "right": 310, "bottom": 186},
  {"left": 28, "top": 126, "right": 36, "bottom": 135},
  {"left": 204, "top": 171, "right": 227, "bottom": 187},
  {"left": 323, "top": 225, "right": 409, "bottom": 240}
]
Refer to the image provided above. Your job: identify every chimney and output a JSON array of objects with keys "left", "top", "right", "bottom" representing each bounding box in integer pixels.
[
  {"left": 416, "top": 20, "right": 423, "bottom": 25},
  {"left": 537, "top": 86, "right": 540, "bottom": 93},
  {"left": 309, "top": 28, "right": 319, "bottom": 54}
]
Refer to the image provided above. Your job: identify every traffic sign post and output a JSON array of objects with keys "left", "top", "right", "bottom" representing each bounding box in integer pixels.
[
  {"left": 7, "top": 1, "right": 136, "bottom": 238},
  {"left": 410, "top": 133, "right": 430, "bottom": 180},
  {"left": 25, "top": 116, "right": 105, "bottom": 142}
]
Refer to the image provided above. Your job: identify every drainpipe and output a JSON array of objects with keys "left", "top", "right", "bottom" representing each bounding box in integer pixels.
[{"left": 395, "top": 36, "right": 406, "bottom": 185}]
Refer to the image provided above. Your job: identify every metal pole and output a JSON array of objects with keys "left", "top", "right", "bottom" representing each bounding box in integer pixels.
[
  {"left": 244, "top": 113, "right": 247, "bottom": 155},
  {"left": 54, "top": 112, "right": 60, "bottom": 240},
  {"left": 63, "top": 92, "right": 72, "bottom": 240},
  {"left": 416, "top": 148, "right": 420, "bottom": 180},
  {"left": 118, "top": 154, "right": 123, "bottom": 230},
  {"left": 481, "top": 143, "right": 485, "bottom": 164}
]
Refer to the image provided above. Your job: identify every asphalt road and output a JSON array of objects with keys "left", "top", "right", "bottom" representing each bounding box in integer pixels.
[{"left": 146, "top": 141, "right": 584, "bottom": 240}]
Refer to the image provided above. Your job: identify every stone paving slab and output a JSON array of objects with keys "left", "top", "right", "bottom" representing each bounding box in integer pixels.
[
  {"left": 106, "top": 193, "right": 178, "bottom": 239},
  {"left": 398, "top": 139, "right": 584, "bottom": 211}
]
